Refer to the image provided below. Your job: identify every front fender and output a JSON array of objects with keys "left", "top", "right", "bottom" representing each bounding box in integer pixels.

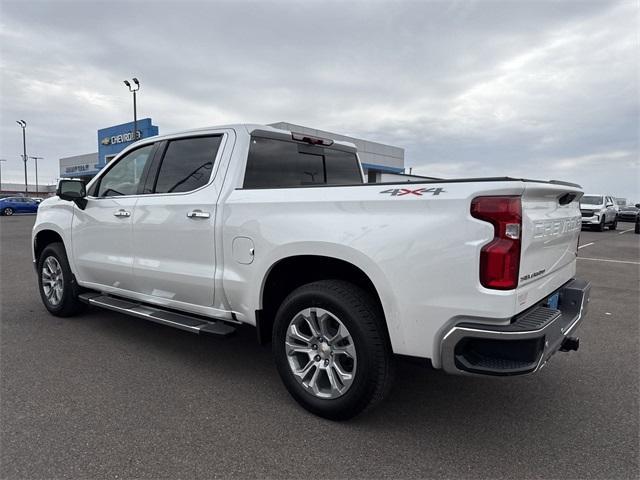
[{"left": 32, "top": 199, "right": 75, "bottom": 266}]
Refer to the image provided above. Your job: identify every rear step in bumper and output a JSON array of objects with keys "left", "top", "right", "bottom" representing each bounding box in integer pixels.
[
  {"left": 440, "top": 278, "right": 591, "bottom": 376},
  {"left": 78, "top": 293, "right": 236, "bottom": 337}
]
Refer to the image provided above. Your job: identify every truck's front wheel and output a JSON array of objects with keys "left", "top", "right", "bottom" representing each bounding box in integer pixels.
[
  {"left": 272, "top": 280, "right": 394, "bottom": 420},
  {"left": 37, "top": 242, "right": 86, "bottom": 317}
]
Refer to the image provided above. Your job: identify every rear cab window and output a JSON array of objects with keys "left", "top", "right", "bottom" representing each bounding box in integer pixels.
[{"left": 243, "top": 134, "right": 362, "bottom": 189}]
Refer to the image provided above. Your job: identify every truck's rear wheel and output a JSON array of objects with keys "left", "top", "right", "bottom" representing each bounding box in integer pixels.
[
  {"left": 609, "top": 217, "right": 617, "bottom": 230},
  {"left": 272, "top": 280, "right": 394, "bottom": 420},
  {"left": 37, "top": 242, "right": 85, "bottom": 317}
]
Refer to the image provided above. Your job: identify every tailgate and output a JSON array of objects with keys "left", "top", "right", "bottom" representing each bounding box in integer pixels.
[{"left": 519, "top": 183, "right": 583, "bottom": 291}]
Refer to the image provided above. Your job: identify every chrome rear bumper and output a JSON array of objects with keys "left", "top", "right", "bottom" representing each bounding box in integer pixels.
[{"left": 440, "top": 278, "right": 591, "bottom": 376}]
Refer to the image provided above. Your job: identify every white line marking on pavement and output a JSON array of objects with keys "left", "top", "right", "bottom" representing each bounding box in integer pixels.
[
  {"left": 578, "top": 257, "right": 640, "bottom": 265},
  {"left": 578, "top": 242, "right": 594, "bottom": 249},
  {"left": 618, "top": 228, "right": 634, "bottom": 234}
]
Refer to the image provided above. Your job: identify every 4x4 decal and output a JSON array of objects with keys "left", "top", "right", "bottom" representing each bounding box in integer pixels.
[{"left": 379, "top": 187, "right": 445, "bottom": 196}]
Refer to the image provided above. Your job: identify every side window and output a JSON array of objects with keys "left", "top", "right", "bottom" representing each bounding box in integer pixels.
[
  {"left": 153, "top": 136, "right": 222, "bottom": 194},
  {"left": 243, "top": 137, "right": 362, "bottom": 188},
  {"left": 97, "top": 144, "right": 154, "bottom": 197}
]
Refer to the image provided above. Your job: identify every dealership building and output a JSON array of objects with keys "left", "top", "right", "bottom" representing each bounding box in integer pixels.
[
  {"left": 60, "top": 118, "right": 158, "bottom": 181},
  {"left": 59, "top": 120, "right": 427, "bottom": 184}
]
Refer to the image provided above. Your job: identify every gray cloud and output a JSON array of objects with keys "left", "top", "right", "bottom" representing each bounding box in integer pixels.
[{"left": 1, "top": 0, "right": 638, "bottom": 200}]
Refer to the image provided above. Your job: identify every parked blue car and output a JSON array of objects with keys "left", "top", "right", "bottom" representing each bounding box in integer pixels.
[{"left": 0, "top": 196, "right": 40, "bottom": 215}]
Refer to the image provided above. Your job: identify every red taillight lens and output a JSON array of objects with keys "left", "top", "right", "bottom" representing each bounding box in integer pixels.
[{"left": 471, "top": 196, "right": 522, "bottom": 290}]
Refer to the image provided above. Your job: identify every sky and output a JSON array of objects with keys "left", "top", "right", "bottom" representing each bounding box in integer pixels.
[{"left": 1, "top": 0, "right": 638, "bottom": 200}]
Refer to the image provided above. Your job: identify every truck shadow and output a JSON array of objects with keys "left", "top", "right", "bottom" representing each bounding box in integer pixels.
[{"left": 84, "top": 305, "right": 592, "bottom": 431}]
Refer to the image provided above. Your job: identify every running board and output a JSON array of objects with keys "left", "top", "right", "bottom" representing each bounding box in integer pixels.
[{"left": 78, "top": 293, "right": 236, "bottom": 337}]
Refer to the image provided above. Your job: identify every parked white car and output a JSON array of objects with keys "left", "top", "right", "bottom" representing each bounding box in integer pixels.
[
  {"left": 32, "top": 124, "right": 591, "bottom": 419},
  {"left": 580, "top": 194, "right": 618, "bottom": 231}
]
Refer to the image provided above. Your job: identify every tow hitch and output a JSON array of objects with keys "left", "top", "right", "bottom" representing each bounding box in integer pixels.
[{"left": 560, "top": 336, "right": 580, "bottom": 352}]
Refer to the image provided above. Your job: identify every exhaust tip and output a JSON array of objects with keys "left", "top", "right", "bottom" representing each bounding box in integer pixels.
[{"left": 560, "top": 336, "right": 580, "bottom": 352}]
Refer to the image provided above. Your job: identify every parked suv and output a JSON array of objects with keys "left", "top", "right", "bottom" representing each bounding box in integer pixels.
[
  {"left": 580, "top": 194, "right": 618, "bottom": 231},
  {"left": 617, "top": 205, "right": 639, "bottom": 223}
]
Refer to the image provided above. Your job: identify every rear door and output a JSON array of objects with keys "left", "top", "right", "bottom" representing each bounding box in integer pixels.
[{"left": 131, "top": 133, "right": 228, "bottom": 308}]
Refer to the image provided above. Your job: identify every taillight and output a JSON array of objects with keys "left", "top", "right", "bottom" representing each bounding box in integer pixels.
[{"left": 470, "top": 196, "right": 522, "bottom": 290}]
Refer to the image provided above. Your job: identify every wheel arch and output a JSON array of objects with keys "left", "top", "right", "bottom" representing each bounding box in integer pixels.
[
  {"left": 256, "top": 252, "right": 398, "bottom": 349},
  {"left": 33, "top": 228, "right": 66, "bottom": 264}
]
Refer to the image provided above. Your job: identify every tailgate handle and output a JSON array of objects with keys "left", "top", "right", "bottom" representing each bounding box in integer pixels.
[{"left": 558, "top": 192, "right": 577, "bottom": 205}]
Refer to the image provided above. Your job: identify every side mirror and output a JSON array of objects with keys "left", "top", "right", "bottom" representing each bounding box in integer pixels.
[
  {"left": 636, "top": 204, "right": 640, "bottom": 208},
  {"left": 57, "top": 180, "right": 87, "bottom": 209}
]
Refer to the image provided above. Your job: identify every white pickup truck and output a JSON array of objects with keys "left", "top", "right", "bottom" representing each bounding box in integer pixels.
[{"left": 33, "top": 124, "right": 591, "bottom": 420}]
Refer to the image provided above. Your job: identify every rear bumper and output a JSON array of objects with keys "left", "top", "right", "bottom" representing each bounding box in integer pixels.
[{"left": 440, "top": 278, "right": 591, "bottom": 376}]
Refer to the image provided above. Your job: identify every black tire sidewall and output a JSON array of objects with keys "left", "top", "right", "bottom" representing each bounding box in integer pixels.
[
  {"left": 37, "top": 243, "right": 81, "bottom": 316},
  {"left": 273, "top": 281, "right": 388, "bottom": 420}
]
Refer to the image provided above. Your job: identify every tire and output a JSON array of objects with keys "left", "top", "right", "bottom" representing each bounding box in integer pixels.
[
  {"left": 596, "top": 217, "right": 605, "bottom": 232},
  {"left": 609, "top": 217, "right": 617, "bottom": 230},
  {"left": 3, "top": 207, "right": 14, "bottom": 216},
  {"left": 272, "top": 280, "right": 394, "bottom": 421},
  {"left": 635, "top": 218, "right": 639, "bottom": 234},
  {"left": 37, "top": 242, "right": 86, "bottom": 317}
]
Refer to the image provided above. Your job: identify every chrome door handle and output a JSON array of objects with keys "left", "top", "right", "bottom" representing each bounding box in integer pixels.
[
  {"left": 113, "top": 209, "right": 131, "bottom": 218},
  {"left": 187, "top": 210, "right": 210, "bottom": 219}
]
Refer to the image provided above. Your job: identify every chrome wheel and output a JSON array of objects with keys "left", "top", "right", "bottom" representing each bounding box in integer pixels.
[
  {"left": 285, "top": 307, "right": 357, "bottom": 399},
  {"left": 41, "top": 256, "right": 64, "bottom": 306}
]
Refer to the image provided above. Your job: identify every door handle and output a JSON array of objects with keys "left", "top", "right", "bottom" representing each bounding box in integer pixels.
[
  {"left": 113, "top": 209, "right": 131, "bottom": 218},
  {"left": 187, "top": 210, "right": 210, "bottom": 219}
]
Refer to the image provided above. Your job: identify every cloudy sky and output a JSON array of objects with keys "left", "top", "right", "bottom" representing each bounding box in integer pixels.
[{"left": 1, "top": 0, "right": 638, "bottom": 200}]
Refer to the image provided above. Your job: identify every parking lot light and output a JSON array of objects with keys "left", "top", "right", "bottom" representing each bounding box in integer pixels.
[
  {"left": 16, "top": 120, "right": 27, "bottom": 193},
  {"left": 123, "top": 78, "right": 141, "bottom": 145}
]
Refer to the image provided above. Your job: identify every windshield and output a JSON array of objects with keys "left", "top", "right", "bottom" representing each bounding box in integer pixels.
[{"left": 581, "top": 196, "right": 603, "bottom": 205}]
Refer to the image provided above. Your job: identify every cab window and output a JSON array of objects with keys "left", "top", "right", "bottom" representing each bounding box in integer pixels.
[
  {"left": 152, "top": 135, "right": 222, "bottom": 194},
  {"left": 96, "top": 144, "right": 154, "bottom": 197}
]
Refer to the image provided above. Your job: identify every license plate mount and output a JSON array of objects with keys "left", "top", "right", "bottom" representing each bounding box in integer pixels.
[{"left": 546, "top": 292, "right": 560, "bottom": 310}]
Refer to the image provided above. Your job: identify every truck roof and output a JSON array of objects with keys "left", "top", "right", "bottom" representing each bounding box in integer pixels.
[{"left": 145, "top": 123, "right": 358, "bottom": 151}]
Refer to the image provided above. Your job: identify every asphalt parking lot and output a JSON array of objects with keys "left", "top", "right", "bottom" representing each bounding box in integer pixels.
[{"left": 1, "top": 215, "right": 638, "bottom": 479}]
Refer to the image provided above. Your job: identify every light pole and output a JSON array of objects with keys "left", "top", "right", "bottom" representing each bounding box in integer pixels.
[
  {"left": 16, "top": 120, "right": 27, "bottom": 193},
  {"left": 123, "top": 78, "right": 140, "bottom": 143},
  {"left": 0, "top": 159, "right": 6, "bottom": 194},
  {"left": 30, "top": 156, "right": 43, "bottom": 195}
]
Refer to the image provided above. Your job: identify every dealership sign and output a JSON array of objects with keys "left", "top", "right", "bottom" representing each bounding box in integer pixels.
[
  {"left": 65, "top": 164, "right": 91, "bottom": 174},
  {"left": 101, "top": 130, "right": 141, "bottom": 146}
]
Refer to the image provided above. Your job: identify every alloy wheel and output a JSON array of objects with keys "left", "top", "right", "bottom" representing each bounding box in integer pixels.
[
  {"left": 285, "top": 307, "right": 357, "bottom": 399},
  {"left": 41, "top": 256, "right": 64, "bottom": 306}
]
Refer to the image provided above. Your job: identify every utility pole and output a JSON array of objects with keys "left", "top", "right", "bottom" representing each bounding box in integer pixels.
[
  {"left": 0, "top": 159, "right": 6, "bottom": 194},
  {"left": 123, "top": 78, "right": 140, "bottom": 143},
  {"left": 30, "top": 156, "right": 43, "bottom": 195},
  {"left": 16, "top": 120, "right": 27, "bottom": 193}
]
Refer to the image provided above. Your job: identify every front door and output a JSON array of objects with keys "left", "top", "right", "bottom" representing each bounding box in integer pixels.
[
  {"left": 72, "top": 143, "right": 155, "bottom": 292},
  {"left": 131, "top": 134, "right": 225, "bottom": 308}
]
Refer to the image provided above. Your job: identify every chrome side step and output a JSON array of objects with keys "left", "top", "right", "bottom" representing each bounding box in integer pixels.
[{"left": 78, "top": 293, "right": 236, "bottom": 337}]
